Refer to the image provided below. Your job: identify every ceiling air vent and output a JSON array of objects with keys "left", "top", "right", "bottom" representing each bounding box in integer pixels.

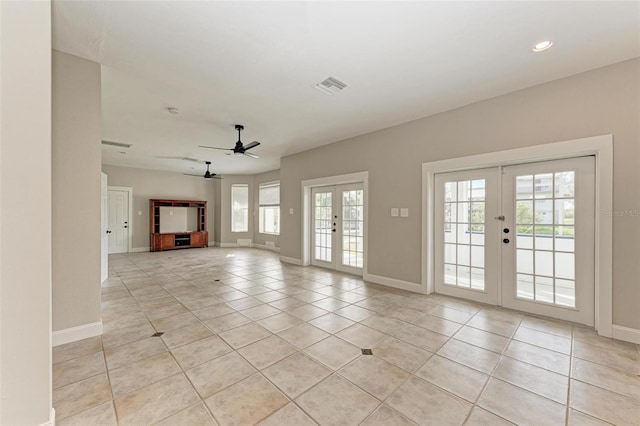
[
  {"left": 315, "top": 76, "right": 348, "bottom": 94},
  {"left": 102, "top": 140, "right": 132, "bottom": 149}
]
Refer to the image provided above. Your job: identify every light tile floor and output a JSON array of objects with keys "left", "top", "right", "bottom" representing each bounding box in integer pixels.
[{"left": 53, "top": 248, "right": 640, "bottom": 425}]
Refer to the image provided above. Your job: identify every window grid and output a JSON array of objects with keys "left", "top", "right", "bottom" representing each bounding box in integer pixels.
[
  {"left": 515, "top": 171, "right": 576, "bottom": 307},
  {"left": 341, "top": 189, "right": 364, "bottom": 268},
  {"left": 443, "top": 179, "right": 486, "bottom": 290},
  {"left": 314, "top": 192, "right": 332, "bottom": 262}
]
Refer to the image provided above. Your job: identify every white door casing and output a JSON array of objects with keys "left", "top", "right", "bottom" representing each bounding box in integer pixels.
[{"left": 425, "top": 135, "right": 610, "bottom": 334}]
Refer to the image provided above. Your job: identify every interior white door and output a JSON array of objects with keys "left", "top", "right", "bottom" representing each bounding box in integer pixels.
[
  {"left": 434, "top": 157, "right": 595, "bottom": 325},
  {"left": 434, "top": 168, "right": 500, "bottom": 304},
  {"left": 311, "top": 184, "right": 365, "bottom": 274},
  {"left": 501, "top": 157, "right": 595, "bottom": 325},
  {"left": 101, "top": 173, "right": 108, "bottom": 282},
  {"left": 108, "top": 189, "right": 129, "bottom": 254}
]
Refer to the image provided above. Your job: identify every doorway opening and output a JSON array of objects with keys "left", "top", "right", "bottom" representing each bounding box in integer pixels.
[
  {"left": 422, "top": 135, "right": 612, "bottom": 335},
  {"left": 434, "top": 157, "right": 595, "bottom": 325},
  {"left": 301, "top": 172, "right": 368, "bottom": 276}
]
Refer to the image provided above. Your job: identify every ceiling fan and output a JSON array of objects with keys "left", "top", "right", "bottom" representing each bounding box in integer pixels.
[
  {"left": 184, "top": 161, "right": 222, "bottom": 180},
  {"left": 199, "top": 124, "right": 260, "bottom": 158}
]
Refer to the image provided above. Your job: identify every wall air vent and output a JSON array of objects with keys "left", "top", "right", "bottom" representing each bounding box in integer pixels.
[
  {"left": 315, "top": 76, "right": 348, "bottom": 94},
  {"left": 102, "top": 140, "right": 132, "bottom": 149}
]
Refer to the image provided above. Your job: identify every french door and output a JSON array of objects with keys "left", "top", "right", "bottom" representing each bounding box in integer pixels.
[
  {"left": 435, "top": 157, "right": 595, "bottom": 325},
  {"left": 312, "top": 184, "right": 364, "bottom": 275}
]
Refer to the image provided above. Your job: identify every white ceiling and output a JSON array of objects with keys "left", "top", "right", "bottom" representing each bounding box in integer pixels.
[{"left": 52, "top": 1, "right": 640, "bottom": 176}]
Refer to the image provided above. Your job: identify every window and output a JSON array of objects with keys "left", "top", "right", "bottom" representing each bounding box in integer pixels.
[
  {"left": 231, "top": 184, "right": 249, "bottom": 232},
  {"left": 259, "top": 181, "right": 280, "bottom": 234}
]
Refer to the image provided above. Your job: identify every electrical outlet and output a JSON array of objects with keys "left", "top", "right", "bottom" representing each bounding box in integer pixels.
[
  {"left": 391, "top": 208, "right": 399, "bottom": 217},
  {"left": 400, "top": 208, "right": 409, "bottom": 217}
]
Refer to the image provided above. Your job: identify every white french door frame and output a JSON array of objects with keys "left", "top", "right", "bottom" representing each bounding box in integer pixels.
[
  {"left": 107, "top": 186, "right": 133, "bottom": 254},
  {"left": 422, "top": 134, "right": 613, "bottom": 337},
  {"left": 301, "top": 171, "right": 369, "bottom": 276}
]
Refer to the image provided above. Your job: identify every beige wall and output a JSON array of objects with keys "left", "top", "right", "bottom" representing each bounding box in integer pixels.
[
  {"left": 52, "top": 50, "right": 103, "bottom": 333},
  {"left": 102, "top": 165, "right": 216, "bottom": 249},
  {"left": 159, "top": 207, "right": 198, "bottom": 233},
  {"left": 0, "top": 1, "right": 52, "bottom": 423},
  {"left": 253, "top": 170, "right": 281, "bottom": 248},
  {"left": 280, "top": 58, "right": 640, "bottom": 329}
]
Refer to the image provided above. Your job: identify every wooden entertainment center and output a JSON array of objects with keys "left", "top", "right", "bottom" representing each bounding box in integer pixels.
[{"left": 150, "top": 199, "right": 208, "bottom": 252}]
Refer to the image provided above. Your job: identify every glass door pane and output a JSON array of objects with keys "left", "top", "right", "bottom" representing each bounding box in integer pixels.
[
  {"left": 341, "top": 188, "right": 364, "bottom": 268},
  {"left": 312, "top": 189, "right": 333, "bottom": 264},
  {"left": 513, "top": 171, "right": 577, "bottom": 306}
]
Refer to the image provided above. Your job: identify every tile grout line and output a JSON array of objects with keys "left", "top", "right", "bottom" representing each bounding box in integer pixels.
[{"left": 460, "top": 311, "right": 524, "bottom": 425}]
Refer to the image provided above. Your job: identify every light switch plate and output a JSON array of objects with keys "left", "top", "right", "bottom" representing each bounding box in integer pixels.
[
  {"left": 400, "top": 208, "right": 409, "bottom": 217},
  {"left": 138, "top": 211, "right": 142, "bottom": 216},
  {"left": 289, "top": 208, "right": 294, "bottom": 215},
  {"left": 391, "top": 208, "right": 399, "bottom": 217}
]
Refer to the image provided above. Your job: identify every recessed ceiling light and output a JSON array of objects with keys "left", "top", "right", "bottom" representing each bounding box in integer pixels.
[
  {"left": 167, "top": 107, "right": 179, "bottom": 114},
  {"left": 532, "top": 40, "right": 553, "bottom": 52}
]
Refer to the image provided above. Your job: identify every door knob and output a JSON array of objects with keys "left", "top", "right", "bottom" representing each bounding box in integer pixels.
[
  {"left": 124, "top": 226, "right": 128, "bottom": 228},
  {"left": 332, "top": 229, "right": 336, "bottom": 232},
  {"left": 106, "top": 230, "right": 112, "bottom": 234},
  {"left": 503, "top": 228, "right": 510, "bottom": 233},
  {"left": 503, "top": 238, "right": 510, "bottom": 244}
]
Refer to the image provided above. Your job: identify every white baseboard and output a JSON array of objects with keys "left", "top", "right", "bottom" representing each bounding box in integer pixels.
[
  {"left": 612, "top": 325, "right": 640, "bottom": 344},
  {"left": 209, "top": 241, "right": 217, "bottom": 246},
  {"left": 253, "top": 243, "right": 281, "bottom": 253},
  {"left": 52, "top": 321, "right": 103, "bottom": 347},
  {"left": 130, "top": 247, "right": 150, "bottom": 253},
  {"left": 363, "top": 272, "right": 423, "bottom": 293},
  {"left": 39, "top": 408, "right": 55, "bottom": 426},
  {"left": 279, "top": 256, "right": 303, "bottom": 266}
]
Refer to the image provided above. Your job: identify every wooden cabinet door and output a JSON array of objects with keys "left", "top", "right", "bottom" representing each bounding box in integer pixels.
[
  {"left": 160, "top": 234, "right": 174, "bottom": 250},
  {"left": 190, "top": 232, "right": 206, "bottom": 247}
]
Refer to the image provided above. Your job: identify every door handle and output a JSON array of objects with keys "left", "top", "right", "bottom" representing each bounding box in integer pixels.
[
  {"left": 503, "top": 238, "right": 510, "bottom": 244},
  {"left": 124, "top": 226, "right": 128, "bottom": 229},
  {"left": 332, "top": 229, "right": 336, "bottom": 232},
  {"left": 106, "top": 230, "right": 112, "bottom": 234}
]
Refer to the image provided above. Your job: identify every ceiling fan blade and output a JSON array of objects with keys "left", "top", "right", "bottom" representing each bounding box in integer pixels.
[
  {"left": 212, "top": 176, "right": 223, "bottom": 180},
  {"left": 242, "top": 151, "right": 259, "bottom": 159},
  {"left": 243, "top": 141, "right": 260, "bottom": 150},
  {"left": 183, "top": 173, "right": 203, "bottom": 177},
  {"left": 199, "top": 145, "right": 233, "bottom": 151}
]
